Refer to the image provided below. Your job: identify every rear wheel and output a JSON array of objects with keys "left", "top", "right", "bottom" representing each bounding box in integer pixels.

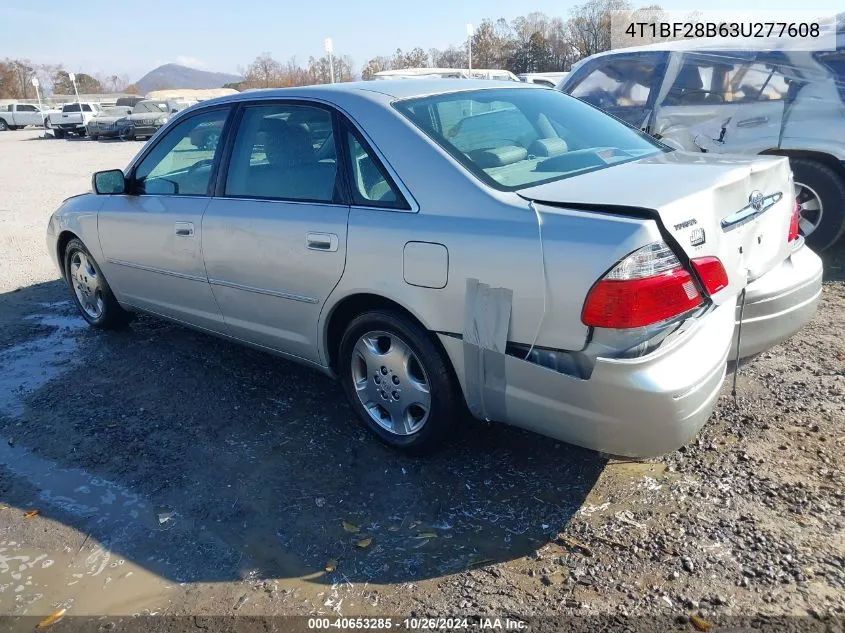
[
  {"left": 44, "top": 118, "right": 53, "bottom": 129},
  {"left": 53, "top": 129, "right": 65, "bottom": 139},
  {"left": 791, "top": 158, "right": 845, "bottom": 251},
  {"left": 63, "top": 238, "right": 130, "bottom": 329},
  {"left": 338, "top": 310, "right": 463, "bottom": 454},
  {"left": 0, "top": 119, "right": 8, "bottom": 131}
]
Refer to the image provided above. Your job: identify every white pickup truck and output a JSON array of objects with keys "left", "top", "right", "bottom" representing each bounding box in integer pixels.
[
  {"left": 0, "top": 103, "right": 59, "bottom": 130},
  {"left": 49, "top": 102, "right": 101, "bottom": 138}
]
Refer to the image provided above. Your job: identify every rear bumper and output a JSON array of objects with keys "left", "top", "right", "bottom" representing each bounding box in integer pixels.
[
  {"left": 731, "top": 243, "right": 823, "bottom": 359},
  {"left": 438, "top": 300, "right": 735, "bottom": 458}
]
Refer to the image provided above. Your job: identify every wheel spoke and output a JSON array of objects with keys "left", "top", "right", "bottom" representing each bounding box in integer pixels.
[
  {"left": 799, "top": 217, "right": 816, "bottom": 236},
  {"left": 800, "top": 198, "right": 821, "bottom": 213}
]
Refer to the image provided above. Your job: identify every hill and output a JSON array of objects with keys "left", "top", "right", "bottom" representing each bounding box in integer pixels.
[{"left": 134, "top": 64, "right": 241, "bottom": 94}]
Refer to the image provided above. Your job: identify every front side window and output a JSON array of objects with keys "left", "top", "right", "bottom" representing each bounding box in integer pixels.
[
  {"left": 18, "top": 105, "right": 37, "bottom": 112},
  {"left": 395, "top": 88, "right": 663, "bottom": 191},
  {"left": 225, "top": 104, "right": 339, "bottom": 203},
  {"left": 569, "top": 54, "right": 662, "bottom": 109},
  {"left": 665, "top": 53, "right": 788, "bottom": 105},
  {"left": 134, "top": 108, "right": 229, "bottom": 196}
]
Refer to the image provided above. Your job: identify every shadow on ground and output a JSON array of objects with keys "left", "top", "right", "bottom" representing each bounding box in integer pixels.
[{"left": 0, "top": 280, "right": 605, "bottom": 588}]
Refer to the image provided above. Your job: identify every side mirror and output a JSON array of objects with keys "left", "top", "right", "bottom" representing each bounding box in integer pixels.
[{"left": 92, "top": 169, "right": 126, "bottom": 195}]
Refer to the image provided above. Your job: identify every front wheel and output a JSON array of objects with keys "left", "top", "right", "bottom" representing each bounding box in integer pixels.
[
  {"left": 791, "top": 158, "right": 845, "bottom": 251},
  {"left": 338, "top": 310, "right": 464, "bottom": 454},
  {"left": 63, "top": 238, "right": 130, "bottom": 329}
]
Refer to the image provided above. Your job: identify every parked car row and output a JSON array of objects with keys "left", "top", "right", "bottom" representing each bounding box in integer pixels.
[
  {"left": 557, "top": 32, "right": 845, "bottom": 251},
  {"left": 47, "top": 99, "right": 197, "bottom": 140}
]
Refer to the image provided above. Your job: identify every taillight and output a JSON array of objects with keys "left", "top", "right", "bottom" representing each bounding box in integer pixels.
[
  {"left": 788, "top": 198, "right": 800, "bottom": 242},
  {"left": 690, "top": 256, "right": 729, "bottom": 295},
  {"left": 582, "top": 242, "right": 703, "bottom": 329}
]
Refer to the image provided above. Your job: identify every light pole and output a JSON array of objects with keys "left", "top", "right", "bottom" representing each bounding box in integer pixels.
[
  {"left": 324, "top": 38, "right": 335, "bottom": 84},
  {"left": 68, "top": 72, "right": 83, "bottom": 123},
  {"left": 31, "top": 76, "right": 47, "bottom": 138},
  {"left": 466, "top": 23, "right": 474, "bottom": 76}
]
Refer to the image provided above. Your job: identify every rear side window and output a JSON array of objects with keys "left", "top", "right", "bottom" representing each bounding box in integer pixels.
[
  {"left": 344, "top": 130, "right": 407, "bottom": 209},
  {"left": 224, "top": 104, "right": 339, "bottom": 203}
]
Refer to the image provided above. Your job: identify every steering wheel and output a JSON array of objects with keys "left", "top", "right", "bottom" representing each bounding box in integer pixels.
[{"left": 187, "top": 158, "right": 214, "bottom": 174}]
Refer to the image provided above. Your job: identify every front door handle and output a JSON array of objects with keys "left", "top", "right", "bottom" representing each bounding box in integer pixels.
[
  {"left": 736, "top": 116, "right": 768, "bottom": 128},
  {"left": 306, "top": 232, "right": 338, "bottom": 252},
  {"left": 175, "top": 222, "right": 194, "bottom": 237}
]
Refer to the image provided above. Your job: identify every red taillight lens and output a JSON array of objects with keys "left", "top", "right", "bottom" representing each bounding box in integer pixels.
[
  {"left": 690, "top": 256, "right": 729, "bottom": 295},
  {"left": 788, "top": 198, "right": 800, "bottom": 242},
  {"left": 582, "top": 242, "right": 703, "bottom": 329}
]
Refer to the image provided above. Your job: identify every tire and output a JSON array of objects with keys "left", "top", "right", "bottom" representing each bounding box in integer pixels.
[
  {"left": 338, "top": 310, "right": 464, "bottom": 454},
  {"left": 63, "top": 238, "right": 130, "bottom": 329},
  {"left": 90, "top": 134, "right": 99, "bottom": 141},
  {"left": 0, "top": 119, "right": 8, "bottom": 131},
  {"left": 44, "top": 118, "right": 53, "bottom": 130},
  {"left": 53, "top": 129, "right": 65, "bottom": 139},
  {"left": 791, "top": 158, "right": 845, "bottom": 251}
]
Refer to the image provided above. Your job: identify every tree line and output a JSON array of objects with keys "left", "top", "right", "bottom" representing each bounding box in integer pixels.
[
  {"left": 1, "top": 0, "right": 634, "bottom": 98},
  {"left": 0, "top": 59, "right": 137, "bottom": 99}
]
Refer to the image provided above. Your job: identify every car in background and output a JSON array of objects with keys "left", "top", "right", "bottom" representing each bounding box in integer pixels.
[
  {"left": 518, "top": 72, "right": 569, "bottom": 88},
  {"left": 114, "top": 100, "right": 172, "bottom": 140},
  {"left": 0, "top": 103, "right": 61, "bottom": 130},
  {"left": 47, "top": 81, "right": 820, "bottom": 458},
  {"left": 559, "top": 31, "right": 845, "bottom": 250},
  {"left": 50, "top": 102, "right": 102, "bottom": 138},
  {"left": 373, "top": 68, "right": 519, "bottom": 81},
  {"left": 86, "top": 106, "right": 132, "bottom": 140}
]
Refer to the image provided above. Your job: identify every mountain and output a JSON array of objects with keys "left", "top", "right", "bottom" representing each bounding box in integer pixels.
[{"left": 134, "top": 64, "right": 241, "bottom": 94}]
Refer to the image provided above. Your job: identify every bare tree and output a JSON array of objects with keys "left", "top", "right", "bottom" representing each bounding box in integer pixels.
[
  {"left": 361, "top": 56, "right": 392, "bottom": 80},
  {"left": 244, "top": 52, "right": 284, "bottom": 88},
  {"left": 567, "top": 0, "right": 632, "bottom": 59},
  {"left": 431, "top": 46, "right": 467, "bottom": 68}
]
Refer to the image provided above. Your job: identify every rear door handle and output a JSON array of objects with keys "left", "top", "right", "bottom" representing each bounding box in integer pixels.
[
  {"left": 174, "top": 222, "right": 194, "bottom": 237},
  {"left": 306, "top": 232, "right": 339, "bottom": 252}
]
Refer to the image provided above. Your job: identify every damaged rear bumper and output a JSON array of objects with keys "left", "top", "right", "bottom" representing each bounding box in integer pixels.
[
  {"left": 731, "top": 243, "right": 823, "bottom": 359},
  {"left": 438, "top": 300, "right": 735, "bottom": 458}
]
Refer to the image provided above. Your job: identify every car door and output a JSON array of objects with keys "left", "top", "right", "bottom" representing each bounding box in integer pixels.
[
  {"left": 564, "top": 51, "right": 666, "bottom": 130},
  {"left": 97, "top": 106, "right": 232, "bottom": 331},
  {"left": 651, "top": 51, "right": 787, "bottom": 153},
  {"left": 201, "top": 101, "right": 350, "bottom": 364},
  {"left": 15, "top": 104, "right": 40, "bottom": 126}
]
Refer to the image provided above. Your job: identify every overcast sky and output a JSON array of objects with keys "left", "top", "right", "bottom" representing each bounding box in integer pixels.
[{"left": 5, "top": 0, "right": 842, "bottom": 80}]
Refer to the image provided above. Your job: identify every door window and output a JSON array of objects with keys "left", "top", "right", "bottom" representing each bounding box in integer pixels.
[
  {"left": 664, "top": 53, "right": 789, "bottom": 105},
  {"left": 17, "top": 104, "right": 37, "bottom": 112},
  {"left": 344, "top": 130, "right": 406, "bottom": 208},
  {"left": 225, "top": 104, "right": 339, "bottom": 203},
  {"left": 133, "top": 108, "right": 229, "bottom": 196},
  {"left": 569, "top": 53, "right": 662, "bottom": 109}
]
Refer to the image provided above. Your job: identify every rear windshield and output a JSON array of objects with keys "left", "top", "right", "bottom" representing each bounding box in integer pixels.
[{"left": 394, "top": 88, "right": 664, "bottom": 191}]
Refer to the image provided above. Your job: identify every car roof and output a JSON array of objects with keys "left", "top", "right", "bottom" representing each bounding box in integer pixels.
[{"left": 207, "top": 79, "right": 539, "bottom": 106}]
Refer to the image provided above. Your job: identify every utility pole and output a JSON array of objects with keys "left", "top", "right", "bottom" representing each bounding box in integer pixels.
[
  {"left": 467, "top": 23, "right": 474, "bottom": 76},
  {"left": 325, "top": 38, "right": 335, "bottom": 83}
]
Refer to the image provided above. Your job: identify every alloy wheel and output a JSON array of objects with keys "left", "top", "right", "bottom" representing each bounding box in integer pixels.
[
  {"left": 350, "top": 330, "right": 431, "bottom": 436},
  {"left": 794, "top": 181, "right": 824, "bottom": 238},
  {"left": 69, "top": 250, "right": 105, "bottom": 319}
]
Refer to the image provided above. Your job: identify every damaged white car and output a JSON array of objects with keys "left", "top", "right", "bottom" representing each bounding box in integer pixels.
[
  {"left": 559, "top": 31, "right": 845, "bottom": 250},
  {"left": 46, "top": 81, "right": 822, "bottom": 456}
]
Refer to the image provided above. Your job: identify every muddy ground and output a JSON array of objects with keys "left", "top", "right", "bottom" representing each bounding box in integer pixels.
[{"left": 0, "top": 130, "right": 843, "bottom": 631}]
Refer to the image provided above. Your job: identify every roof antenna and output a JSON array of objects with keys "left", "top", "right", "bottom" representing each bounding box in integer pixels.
[{"left": 731, "top": 287, "right": 747, "bottom": 406}]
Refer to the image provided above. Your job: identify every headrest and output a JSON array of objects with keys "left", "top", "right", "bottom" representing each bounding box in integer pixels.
[
  {"left": 530, "top": 138, "right": 568, "bottom": 157},
  {"left": 472, "top": 145, "right": 528, "bottom": 168}
]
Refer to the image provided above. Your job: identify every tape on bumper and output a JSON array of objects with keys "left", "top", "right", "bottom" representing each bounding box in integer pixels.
[{"left": 463, "top": 278, "right": 512, "bottom": 421}]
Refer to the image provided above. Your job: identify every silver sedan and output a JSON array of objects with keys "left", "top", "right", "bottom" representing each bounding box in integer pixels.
[{"left": 46, "top": 81, "right": 822, "bottom": 456}]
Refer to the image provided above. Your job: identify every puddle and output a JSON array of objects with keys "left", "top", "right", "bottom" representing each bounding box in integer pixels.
[{"left": 0, "top": 308, "right": 86, "bottom": 417}]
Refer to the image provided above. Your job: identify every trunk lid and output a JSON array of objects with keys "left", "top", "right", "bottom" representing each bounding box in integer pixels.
[{"left": 519, "top": 151, "right": 794, "bottom": 304}]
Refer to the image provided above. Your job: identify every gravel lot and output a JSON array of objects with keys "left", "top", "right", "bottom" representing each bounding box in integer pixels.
[{"left": 0, "top": 128, "right": 843, "bottom": 630}]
